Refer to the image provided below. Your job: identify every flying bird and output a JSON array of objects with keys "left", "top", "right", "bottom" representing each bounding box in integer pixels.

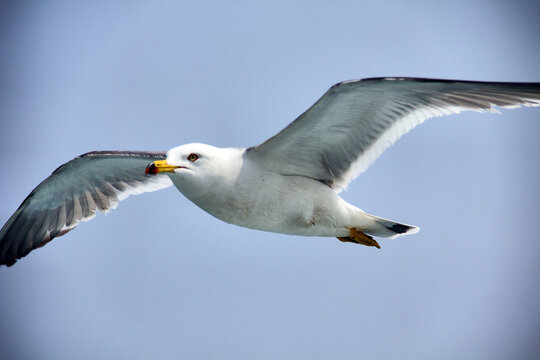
[{"left": 1, "top": 77, "right": 539, "bottom": 266}]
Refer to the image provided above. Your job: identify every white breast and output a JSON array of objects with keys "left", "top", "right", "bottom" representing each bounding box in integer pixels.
[{"left": 179, "top": 161, "right": 351, "bottom": 237}]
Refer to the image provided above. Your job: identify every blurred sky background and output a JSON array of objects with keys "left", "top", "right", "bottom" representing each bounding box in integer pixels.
[{"left": 1, "top": 1, "right": 539, "bottom": 359}]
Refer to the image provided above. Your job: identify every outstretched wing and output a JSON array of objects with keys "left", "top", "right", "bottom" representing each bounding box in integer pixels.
[
  {"left": 246, "top": 77, "right": 540, "bottom": 191},
  {"left": 0, "top": 151, "right": 172, "bottom": 266}
]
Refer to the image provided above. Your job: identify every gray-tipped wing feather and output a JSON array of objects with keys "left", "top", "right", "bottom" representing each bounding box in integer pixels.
[
  {"left": 0, "top": 151, "right": 172, "bottom": 266},
  {"left": 246, "top": 78, "right": 540, "bottom": 191}
]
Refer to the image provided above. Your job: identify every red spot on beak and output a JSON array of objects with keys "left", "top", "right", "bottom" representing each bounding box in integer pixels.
[{"left": 145, "top": 162, "right": 158, "bottom": 175}]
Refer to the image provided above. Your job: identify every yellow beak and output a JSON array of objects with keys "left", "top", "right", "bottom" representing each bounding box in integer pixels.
[{"left": 145, "top": 160, "right": 181, "bottom": 175}]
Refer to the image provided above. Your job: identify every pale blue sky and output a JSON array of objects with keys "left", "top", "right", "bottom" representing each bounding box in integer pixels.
[{"left": 1, "top": 1, "right": 539, "bottom": 359}]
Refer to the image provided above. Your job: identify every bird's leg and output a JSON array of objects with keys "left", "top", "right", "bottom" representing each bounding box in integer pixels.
[{"left": 337, "top": 228, "right": 381, "bottom": 249}]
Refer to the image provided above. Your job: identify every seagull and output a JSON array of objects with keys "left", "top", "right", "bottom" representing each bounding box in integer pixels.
[{"left": 1, "top": 77, "right": 539, "bottom": 266}]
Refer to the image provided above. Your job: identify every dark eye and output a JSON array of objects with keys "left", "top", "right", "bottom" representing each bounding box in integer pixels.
[{"left": 187, "top": 153, "right": 199, "bottom": 162}]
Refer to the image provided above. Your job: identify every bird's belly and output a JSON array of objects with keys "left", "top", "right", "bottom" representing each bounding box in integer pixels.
[{"left": 189, "top": 176, "right": 351, "bottom": 237}]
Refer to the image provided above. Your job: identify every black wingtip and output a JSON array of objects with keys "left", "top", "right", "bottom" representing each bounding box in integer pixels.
[
  {"left": 5, "top": 258, "right": 17, "bottom": 267},
  {"left": 0, "top": 255, "right": 17, "bottom": 267}
]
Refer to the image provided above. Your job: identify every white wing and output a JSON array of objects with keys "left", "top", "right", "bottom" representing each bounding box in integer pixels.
[
  {"left": 246, "top": 77, "right": 540, "bottom": 191},
  {"left": 0, "top": 151, "right": 172, "bottom": 266}
]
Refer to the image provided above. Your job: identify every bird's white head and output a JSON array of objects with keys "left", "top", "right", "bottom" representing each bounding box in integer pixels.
[{"left": 146, "top": 143, "right": 244, "bottom": 197}]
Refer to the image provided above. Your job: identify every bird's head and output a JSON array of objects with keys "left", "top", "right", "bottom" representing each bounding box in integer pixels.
[{"left": 146, "top": 143, "right": 243, "bottom": 194}]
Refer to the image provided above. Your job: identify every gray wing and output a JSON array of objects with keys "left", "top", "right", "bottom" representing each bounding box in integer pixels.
[
  {"left": 0, "top": 151, "right": 172, "bottom": 266},
  {"left": 245, "top": 77, "right": 540, "bottom": 191}
]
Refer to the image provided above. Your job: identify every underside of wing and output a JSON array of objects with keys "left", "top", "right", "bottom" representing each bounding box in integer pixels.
[
  {"left": 245, "top": 77, "right": 540, "bottom": 191},
  {"left": 0, "top": 151, "right": 172, "bottom": 266}
]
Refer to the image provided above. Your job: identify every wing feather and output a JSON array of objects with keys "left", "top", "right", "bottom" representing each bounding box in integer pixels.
[
  {"left": 0, "top": 151, "right": 172, "bottom": 266},
  {"left": 246, "top": 77, "right": 540, "bottom": 191}
]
